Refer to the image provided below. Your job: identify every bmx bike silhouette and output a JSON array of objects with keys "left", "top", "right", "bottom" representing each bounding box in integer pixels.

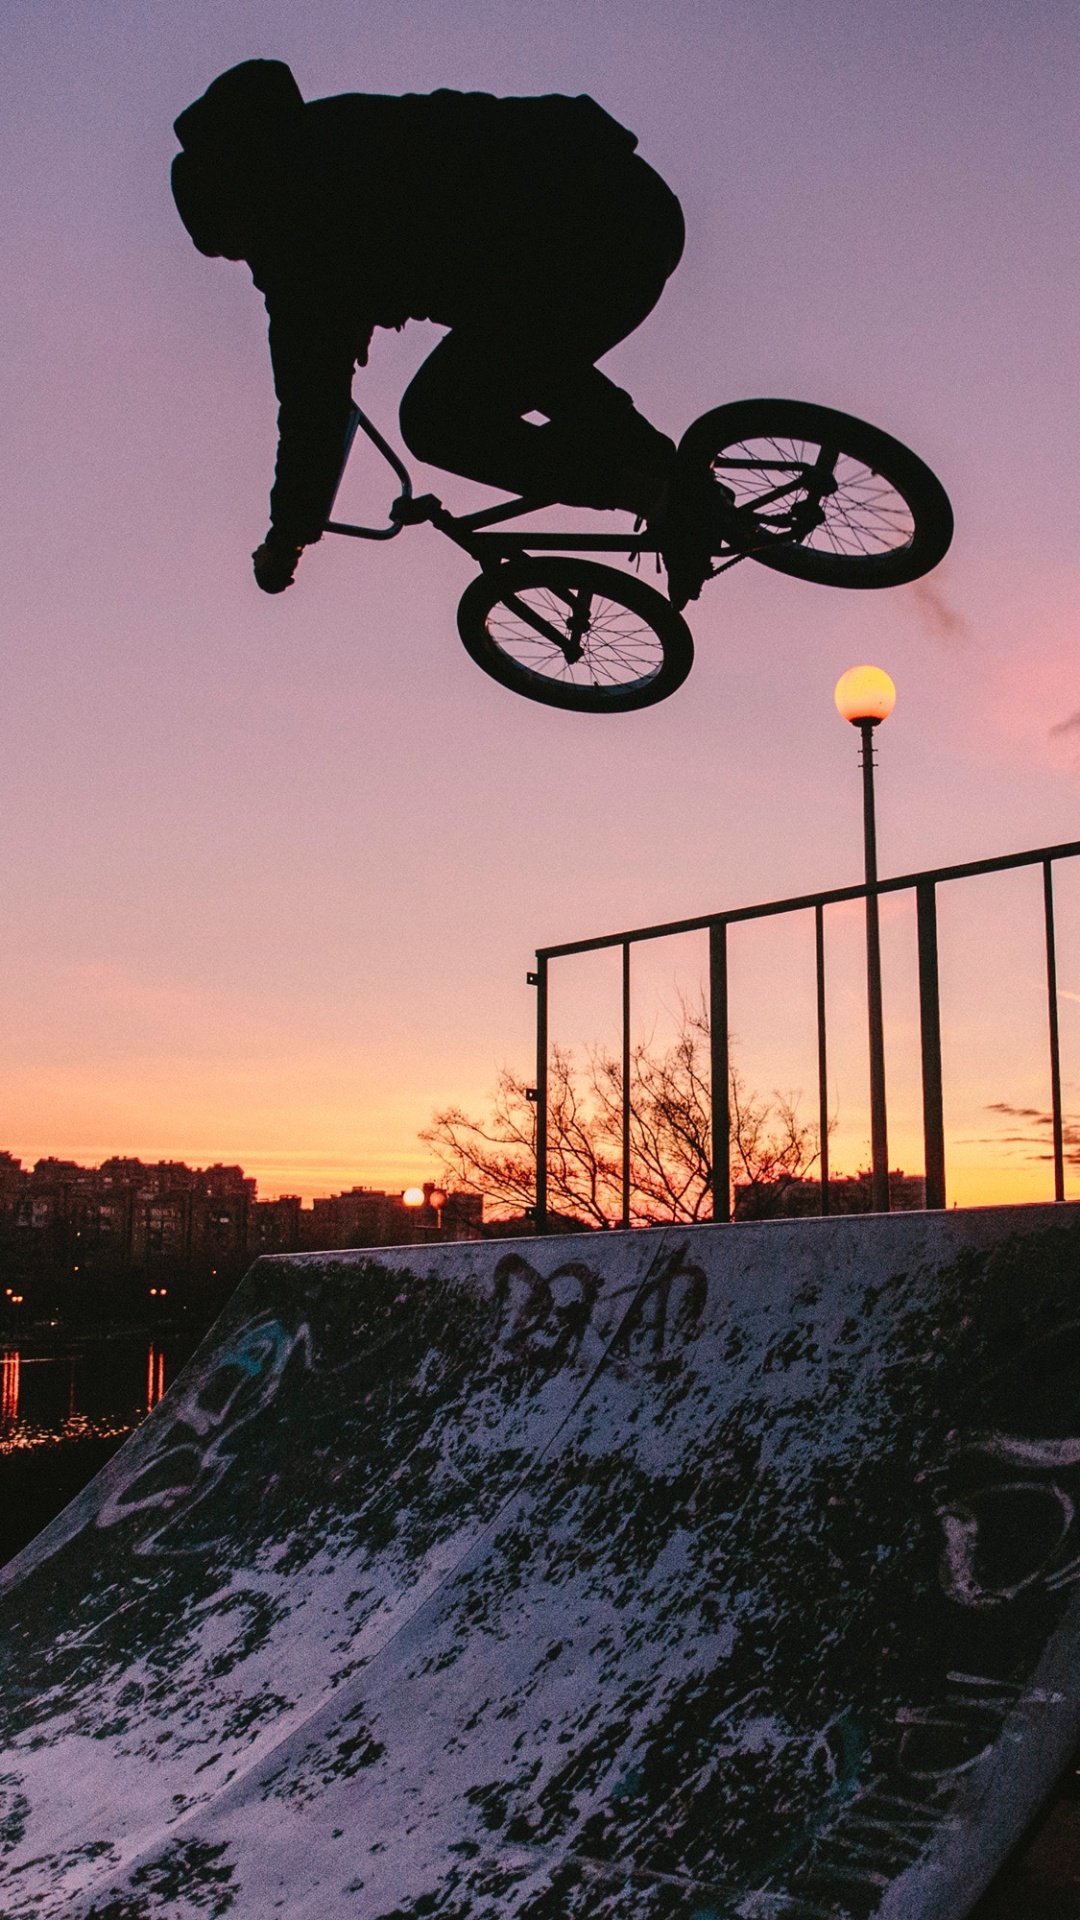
[{"left": 325, "top": 399, "right": 953, "bottom": 714}]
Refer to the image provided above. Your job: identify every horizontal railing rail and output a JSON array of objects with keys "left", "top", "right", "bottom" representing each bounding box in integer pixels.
[{"left": 531, "top": 838, "right": 1080, "bottom": 1231}]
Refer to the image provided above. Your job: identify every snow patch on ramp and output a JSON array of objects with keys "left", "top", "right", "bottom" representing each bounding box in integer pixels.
[{"left": 2, "top": 1207, "right": 1080, "bottom": 1918}]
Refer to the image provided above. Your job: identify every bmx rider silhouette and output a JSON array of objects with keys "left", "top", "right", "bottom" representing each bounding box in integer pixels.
[{"left": 170, "top": 60, "right": 718, "bottom": 609}]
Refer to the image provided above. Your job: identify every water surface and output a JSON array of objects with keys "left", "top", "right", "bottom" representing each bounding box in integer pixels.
[{"left": 0, "top": 1328, "right": 203, "bottom": 1564}]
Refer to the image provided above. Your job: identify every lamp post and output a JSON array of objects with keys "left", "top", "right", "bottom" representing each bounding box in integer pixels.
[
  {"left": 428, "top": 1187, "right": 448, "bottom": 1235},
  {"left": 835, "top": 665, "right": 896, "bottom": 1214}
]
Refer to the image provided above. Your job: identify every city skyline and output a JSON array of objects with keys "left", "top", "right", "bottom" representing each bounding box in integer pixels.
[
  {"left": 0, "top": 1150, "right": 484, "bottom": 1284},
  {"left": 2, "top": 2, "right": 1079, "bottom": 1207},
  {"left": 0, "top": 1148, "right": 466, "bottom": 1217}
]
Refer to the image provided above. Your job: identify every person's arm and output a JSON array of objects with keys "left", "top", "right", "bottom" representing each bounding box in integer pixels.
[{"left": 252, "top": 280, "right": 373, "bottom": 593}]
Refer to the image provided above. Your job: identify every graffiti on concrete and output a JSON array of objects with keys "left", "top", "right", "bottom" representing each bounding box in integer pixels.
[
  {"left": 1, "top": 1210, "right": 1079, "bottom": 1917},
  {"left": 96, "top": 1314, "right": 313, "bottom": 1553}
]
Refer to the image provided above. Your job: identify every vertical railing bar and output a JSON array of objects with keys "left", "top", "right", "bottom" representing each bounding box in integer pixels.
[
  {"left": 916, "top": 880, "right": 947, "bottom": 1209},
  {"left": 535, "top": 954, "right": 549, "bottom": 1233},
  {"left": 815, "top": 903, "right": 830, "bottom": 1216},
  {"left": 709, "top": 922, "right": 731, "bottom": 1223},
  {"left": 621, "top": 941, "right": 631, "bottom": 1230},
  {"left": 860, "top": 720, "right": 890, "bottom": 1212},
  {"left": 1044, "top": 860, "right": 1066, "bottom": 1204}
]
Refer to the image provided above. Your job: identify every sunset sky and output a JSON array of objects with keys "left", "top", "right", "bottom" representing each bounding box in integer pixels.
[{"left": 2, "top": 0, "right": 1079, "bottom": 1207}]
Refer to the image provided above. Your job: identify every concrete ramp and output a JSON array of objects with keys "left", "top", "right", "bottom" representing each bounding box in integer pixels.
[{"left": 2, "top": 1205, "right": 1080, "bottom": 1918}]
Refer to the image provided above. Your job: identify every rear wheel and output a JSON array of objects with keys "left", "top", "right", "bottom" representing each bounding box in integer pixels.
[
  {"left": 457, "top": 558, "right": 694, "bottom": 712},
  {"left": 678, "top": 399, "right": 953, "bottom": 588}
]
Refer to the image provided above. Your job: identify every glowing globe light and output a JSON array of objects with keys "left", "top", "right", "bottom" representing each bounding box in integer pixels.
[
  {"left": 834, "top": 664, "right": 896, "bottom": 726},
  {"left": 403, "top": 1187, "right": 426, "bottom": 1208},
  {"left": 429, "top": 1189, "right": 448, "bottom": 1211}
]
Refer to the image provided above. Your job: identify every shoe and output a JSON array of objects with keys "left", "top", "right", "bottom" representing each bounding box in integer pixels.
[{"left": 649, "top": 464, "right": 735, "bottom": 612}]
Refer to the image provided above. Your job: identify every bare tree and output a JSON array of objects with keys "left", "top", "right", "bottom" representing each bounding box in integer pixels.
[
  {"left": 727, "top": 1070, "right": 824, "bottom": 1218},
  {"left": 589, "top": 1003, "right": 713, "bottom": 1223},
  {"left": 420, "top": 1045, "right": 617, "bottom": 1229},
  {"left": 422, "top": 999, "right": 823, "bottom": 1229}
]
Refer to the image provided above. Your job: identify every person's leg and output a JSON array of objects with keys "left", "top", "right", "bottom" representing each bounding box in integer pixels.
[
  {"left": 398, "top": 330, "right": 674, "bottom": 513},
  {"left": 399, "top": 155, "right": 684, "bottom": 513}
]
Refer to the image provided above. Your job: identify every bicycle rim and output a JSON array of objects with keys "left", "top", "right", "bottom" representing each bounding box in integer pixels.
[
  {"left": 680, "top": 400, "right": 953, "bottom": 588},
  {"left": 457, "top": 561, "right": 693, "bottom": 713}
]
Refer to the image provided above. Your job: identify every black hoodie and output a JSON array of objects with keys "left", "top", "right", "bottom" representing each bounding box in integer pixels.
[{"left": 172, "top": 61, "right": 661, "bottom": 542}]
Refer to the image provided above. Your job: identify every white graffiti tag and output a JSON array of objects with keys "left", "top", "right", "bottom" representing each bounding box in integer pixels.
[{"left": 96, "top": 1314, "right": 312, "bottom": 1553}]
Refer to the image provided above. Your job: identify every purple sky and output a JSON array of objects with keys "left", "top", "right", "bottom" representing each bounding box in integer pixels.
[{"left": 2, "top": 0, "right": 1079, "bottom": 1201}]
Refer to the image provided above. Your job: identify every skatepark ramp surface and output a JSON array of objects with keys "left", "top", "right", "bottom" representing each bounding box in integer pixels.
[{"left": 2, "top": 1204, "right": 1080, "bottom": 1918}]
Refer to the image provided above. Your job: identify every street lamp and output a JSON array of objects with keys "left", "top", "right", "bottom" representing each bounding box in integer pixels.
[
  {"left": 835, "top": 665, "right": 896, "bottom": 1213},
  {"left": 403, "top": 1184, "right": 448, "bottom": 1237}
]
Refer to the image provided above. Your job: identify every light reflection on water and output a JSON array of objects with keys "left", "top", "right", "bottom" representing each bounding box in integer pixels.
[{"left": 0, "top": 1337, "right": 174, "bottom": 1453}]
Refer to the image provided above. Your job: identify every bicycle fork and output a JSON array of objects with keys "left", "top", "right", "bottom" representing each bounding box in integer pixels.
[{"left": 501, "top": 586, "right": 592, "bottom": 665}]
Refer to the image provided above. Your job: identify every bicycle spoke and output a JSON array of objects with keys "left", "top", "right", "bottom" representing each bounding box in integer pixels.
[
  {"left": 460, "top": 556, "right": 693, "bottom": 712},
  {"left": 486, "top": 583, "right": 667, "bottom": 691},
  {"left": 501, "top": 590, "right": 580, "bottom": 658},
  {"left": 711, "top": 433, "right": 916, "bottom": 560}
]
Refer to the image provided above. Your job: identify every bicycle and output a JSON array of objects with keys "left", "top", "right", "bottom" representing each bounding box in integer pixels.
[{"left": 324, "top": 398, "right": 954, "bottom": 715}]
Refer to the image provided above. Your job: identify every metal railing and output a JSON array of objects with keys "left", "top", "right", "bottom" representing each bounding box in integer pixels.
[{"left": 529, "top": 839, "right": 1080, "bottom": 1230}]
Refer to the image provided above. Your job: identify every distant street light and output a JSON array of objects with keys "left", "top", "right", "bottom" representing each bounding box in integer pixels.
[
  {"left": 835, "top": 665, "right": 896, "bottom": 1213},
  {"left": 404, "top": 1183, "right": 448, "bottom": 1236}
]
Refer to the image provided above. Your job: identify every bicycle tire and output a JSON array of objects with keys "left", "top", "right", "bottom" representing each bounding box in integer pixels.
[
  {"left": 678, "top": 399, "right": 953, "bottom": 588},
  {"left": 457, "top": 558, "right": 694, "bottom": 713}
]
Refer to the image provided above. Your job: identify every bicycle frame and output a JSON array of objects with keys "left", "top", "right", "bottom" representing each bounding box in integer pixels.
[
  {"left": 323, "top": 403, "right": 655, "bottom": 568},
  {"left": 323, "top": 403, "right": 828, "bottom": 574}
]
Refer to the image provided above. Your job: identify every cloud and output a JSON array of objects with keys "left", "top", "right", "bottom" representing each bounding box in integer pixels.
[
  {"left": 977, "top": 1100, "right": 1080, "bottom": 1167},
  {"left": 1050, "top": 710, "right": 1080, "bottom": 738},
  {"left": 908, "top": 577, "right": 971, "bottom": 648}
]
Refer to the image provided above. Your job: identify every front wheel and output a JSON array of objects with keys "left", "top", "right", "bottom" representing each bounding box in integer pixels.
[
  {"left": 678, "top": 399, "right": 954, "bottom": 589},
  {"left": 457, "top": 559, "right": 694, "bottom": 713}
]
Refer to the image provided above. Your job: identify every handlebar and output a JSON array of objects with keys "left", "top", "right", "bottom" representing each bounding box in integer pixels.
[{"left": 324, "top": 405, "right": 414, "bottom": 541}]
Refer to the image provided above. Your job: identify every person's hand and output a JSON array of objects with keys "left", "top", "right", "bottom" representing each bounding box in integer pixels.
[{"left": 252, "top": 535, "right": 303, "bottom": 594}]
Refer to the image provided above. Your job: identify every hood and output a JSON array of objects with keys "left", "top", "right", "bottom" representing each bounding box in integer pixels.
[{"left": 171, "top": 59, "right": 305, "bottom": 257}]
